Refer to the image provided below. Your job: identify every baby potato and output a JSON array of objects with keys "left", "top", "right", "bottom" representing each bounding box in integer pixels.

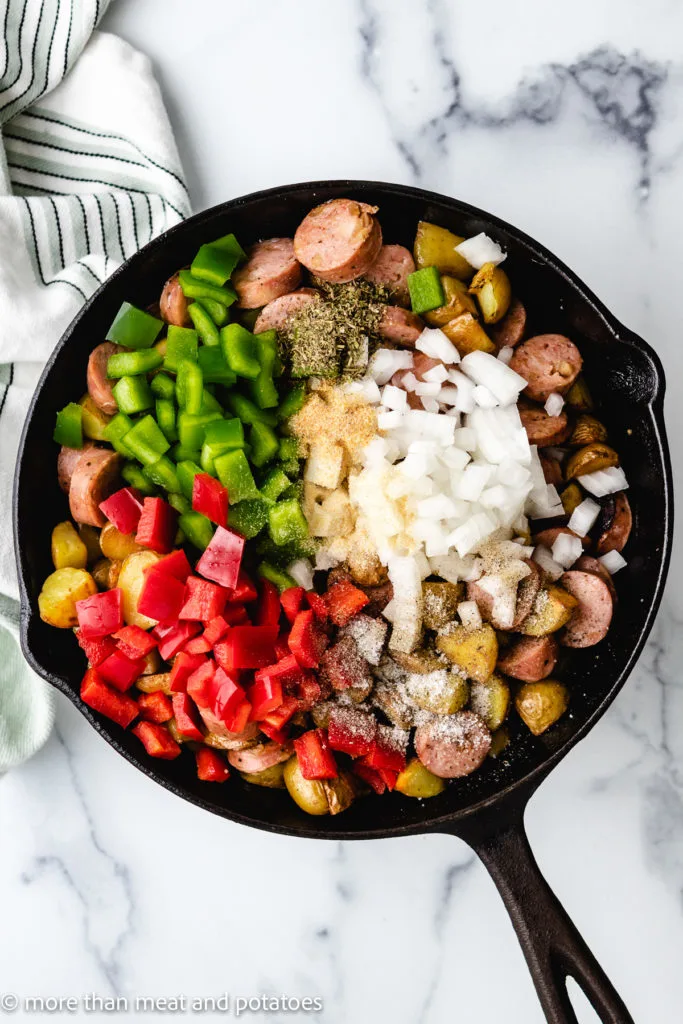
[
  {"left": 283, "top": 756, "right": 329, "bottom": 815},
  {"left": 569, "top": 414, "right": 608, "bottom": 448},
  {"left": 422, "top": 581, "right": 463, "bottom": 630},
  {"left": 322, "top": 773, "right": 357, "bottom": 814},
  {"left": 406, "top": 670, "right": 469, "bottom": 715},
  {"left": 100, "top": 522, "right": 143, "bottom": 561},
  {"left": 515, "top": 680, "right": 569, "bottom": 736},
  {"left": 51, "top": 521, "right": 88, "bottom": 570},
  {"left": 436, "top": 623, "right": 498, "bottom": 683},
  {"left": 38, "top": 567, "right": 97, "bottom": 628},
  {"left": 560, "top": 482, "right": 583, "bottom": 517},
  {"left": 520, "top": 585, "right": 578, "bottom": 637},
  {"left": 240, "top": 762, "right": 287, "bottom": 789},
  {"left": 413, "top": 221, "right": 472, "bottom": 280},
  {"left": 167, "top": 718, "right": 185, "bottom": 745},
  {"left": 468, "top": 263, "right": 512, "bottom": 324},
  {"left": 79, "top": 394, "right": 112, "bottom": 441},
  {"left": 423, "top": 276, "right": 478, "bottom": 327},
  {"left": 311, "top": 701, "right": 336, "bottom": 729},
  {"left": 392, "top": 647, "right": 443, "bottom": 674},
  {"left": 373, "top": 682, "right": 416, "bottom": 730},
  {"left": 441, "top": 313, "right": 496, "bottom": 356},
  {"left": 395, "top": 758, "right": 446, "bottom": 798},
  {"left": 488, "top": 725, "right": 511, "bottom": 759},
  {"left": 565, "top": 375, "right": 593, "bottom": 411},
  {"left": 564, "top": 442, "right": 619, "bottom": 481},
  {"left": 78, "top": 524, "right": 102, "bottom": 564},
  {"left": 469, "top": 673, "right": 511, "bottom": 731},
  {"left": 91, "top": 557, "right": 112, "bottom": 590},
  {"left": 135, "top": 671, "right": 173, "bottom": 695},
  {"left": 118, "top": 550, "right": 163, "bottom": 628}
]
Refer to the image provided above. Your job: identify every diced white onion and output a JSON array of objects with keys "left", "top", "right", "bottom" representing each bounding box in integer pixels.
[
  {"left": 497, "top": 346, "right": 514, "bottom": 365},
  {"left": 401, "top": 372, "right": 419, "bottom": 392},
  {"left": 369, "top": 348, "right": 413, "bottom": 386},
  {"left": 599, "top": 550, "right": 627, "bottom": 574},
  {"left": 532, "top": 545, "right": 564, "bottom": 581},
  {"left": 460, "top": 350, "right": 527, "bottom": 406},
  {"left": 423, "top": 364, "right": 449, "bottom": 384},
  {"left": 381, "top": 384, "right": 408, "bottom": 411},
  {"left": 452, "top": 427, "right": 477, "bottom": 451},
  {"left": 414, "top": 380, "right": 442, "bottom": 397},
  {"left": 578, "top": 466, "right": 629, "bottom": 497},
  {"left": 377, "top": 409, "right": 403, "bottom": 431},
  {"left": 455, "top": 233, "right": 507, "bottom": 269},
  {"left": 567, "top": 498, "right": 600, "bottom": 537},
  {"left": 288, "top": 559, "right": 314, "bottom": 590},
  {"left": 544, "top": 392, "right": 565, "bottom": 417},
  {"left": 551, "top": 532, "right": 584, "bottom": 569},
  {"left": 421, "top": 396, "right": 440, "bottom": 413},
  {"left": 416, "top": 328, "right": 461, "bottom": 364},
  {"left": 473, "top": 385, "right": 499, "bottom": 408},
  {"left": 458, "top": 601, "right": 482, "bottom": 629}
]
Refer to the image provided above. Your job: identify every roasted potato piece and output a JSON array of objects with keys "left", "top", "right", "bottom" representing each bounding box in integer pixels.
[
  {"left": 51, "top": 521, "right": 88, "bottom": 570},
  {"left": 422, "top": 581, "right": 463, "bottom": 630},
  {"left": 468, "top": 262, "right": 512, "bottom": 324},
  {"left": 441, "top": 313, "right": 496, "bottom": 356},
  {"left": 118, "top": 550, "right": 163, "bottom": 628},
  {"left": 100, "top": 522, "right": 143, "bottom": 561},
  {"left": 469, "top": 673, "right": 511, "bottom": 731},
  {"left": 240, "top": 762, "right": 287, "bottom": 789},
  {"left": 392, "top": 648, "right": 443, "bottom": 674},
  {"left": 564, "top": 442, "right": 619, "bottom": 481},
  {"left": 38, "top": 567, "right": 97, "bottom": 628},
  {"left": 91, "top": 557, "right": 113, "bottom": 590},
  {"left": 520, "top": 585, "right": 578, "bottom": 637},
  {"left": 108, "top": 559, "right": 123, "bottom": 589},
  {"left": 406, "top": 669, "right": 469, "bottom": 715},
  {"left": 488, "top": 725, "right": 511, "bottom": 759},
  {"left": 167, "top": 718, "right": 185, "bottom": 745},
  {"left": 135, "top": 671, "right": 173, "bottom": 695},
  {"left": 373, "top": 681, "right": 416, "bottom": 729},
  {"left": 78, "top": 524, "right": 102, "bottom": 564},
  {"left": 560, "top": 482, "right": 583, "bottom": 517},
  {"left": 565, "top": 375, "right": 593, "bottom": 411},
  {"left": 140, "top": 649, "right": 161, "bottom": 675},
  {"left": 311, "top": 701, "right": 335, "bottom": 729},
  {"left": 515, "top": 680, "right": 569, "bottom": 735},
  {"left": 413, "top": 221, "right": 472, "bottom": 280},
  {"left": 79, "top": 393, "right": 112, "bottom": 440},
  {"left": 436, "top": 623, "right": 498, "bottom": 683},
  {"left": 347, "top": 548, "right": 388, "bottom": 587},
  {"left": 283, "top": 755, "right": 329, "bottom": 816},
  {"left": 569, "top": 414, "right": 608, "bottom": 448},
  {"left": 423, "top": 276, "right": 477, "bottom": 327},
  {"left": 395, "top": 758, "right": 446, "bottom": 798},
  {"left": 322, "top": 772, "right": 357, "bottom": 814}
]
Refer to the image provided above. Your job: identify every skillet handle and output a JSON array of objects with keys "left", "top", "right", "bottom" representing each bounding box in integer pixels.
[{"left": 457, "top": 813, "right": 634, "bottom": 1024}]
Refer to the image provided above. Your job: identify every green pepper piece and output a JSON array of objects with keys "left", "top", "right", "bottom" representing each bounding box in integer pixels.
[
  {"left": 221, "top": 323, "right": 261, "bottom": 380},
  {"left": 177, "top": 410, "right": 222, "bottom": 451},
  {"left": 190, "top": 235, "right": 245, "bottom": 286},
  {"left": 256, "top": 534, "right": 316, "bottom": 568},
  {"left": 155, "top": 398, "right": 177, "bottom": 442},
  {"left": 214, "top": 449, "right": 259, "bottom": 503},
  {"left": 123, "top": 414, "right": 170, "bottom": 465},
  {"left": 106, "top": 302, "right": 162, "bottom": 350},
  {"left": 176, "top": 359, "right": 204, "bottom": 415},
  {"left": 142, "top": 454, "right": 182, "bottom": 493},
  {"left": 178, "top": 509, "right": 215, "bottom": 550},
  {"left": 226, "top": 393, "right": 277, "bottom": 427},
  {"left": 163, "top": 326, "right": 198, "bottom": 373},
  {"left": 407, "top": 266, "right": 445, "bottom": 315},
  {"left": 204, "top": 418, "right": 245, "bottom": 449},
  {"left": 112, "top": 375, "right": 153, "bottom": 415},
  {"left": 268, "top": 499, "right": 309, "bottom": 546},
  {"left": 197, "top": 346, "right": 236, "bottom": 385},
  {"left": 278, "top": 437, "right": 300, "bottom": 462},
  {"left": 171, "top": 444, "right": 201, "bottom": 464},
  {"left": 278, "top": 459, "right": 301, "bottom": 479},
  {"left": 150, "top": 372, "right": 176, "bottom": 400},
  {"left": 248, "top": 331, "right": 279, "bottom": 409},
  {"left": 249, "top": 421, "right": 279, "bottom": 467},
  {"left": 196, "top": 297, "right": 229, "bottom": 326},
  {"left": 257, "top": 561, "right": 297, "bottom": 593},
  {"left": 228, "top": 499, "right": 270, "bottom": 539},
  {"left": 178, "top": 270, "right": 237, "bottom": 307},
  {"left": 121, "top": 461, "right": 157, "bottom": 495},
  {"left": 103, "top": 412, "right": 135, "bottom": 456},
  {"left": 260, "top": 467, "right": 291, "bottom": 504},
  {"left": 200, "top": 387, "right": 224, "bottom": 414},
  {"left": 176, "top": 459, "right": 203, "bottom": 501},
  {"left": 277, "top": 383, "right": 307, "bottom": 421},
  {"left": 168, "top": 491, "right": 190, "bottom": 514},
  {"left": 53, "top": 402, "right": 83, "bottom": 448},
  {"left": 106, "top": 349, "right": 163, "bottom": 378},
  {"left": 199, "top": 445, "right": 218, "bottom": 476},
  {"left": 188, "top": 302, "right": 221, "bottom": 348}
]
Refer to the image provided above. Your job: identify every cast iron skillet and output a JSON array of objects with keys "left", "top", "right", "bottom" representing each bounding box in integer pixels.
[{"left": 14, "top": 181, "right": 672, "bottom": 1024}]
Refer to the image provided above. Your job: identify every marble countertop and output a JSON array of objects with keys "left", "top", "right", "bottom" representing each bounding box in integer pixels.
[{"left": 2, "top": 1, "right": 683, "bottom": 1021}]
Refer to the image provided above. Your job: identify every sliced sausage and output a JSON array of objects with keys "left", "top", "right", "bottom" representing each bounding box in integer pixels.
[
  {"left": 364, "top": 244, "right": 415, "bottom": 305},
  {"left": 497, "top": 635, "right": 558, "bottom": 682},
  {"left": 533, "top": 526, "right": 588, "bottom": 552},
  {"left": 559, "top": 570, "right": 614, "bottom": 648},
  {"left": 227, "top": 741, "right": 292, "bottom": 774},
  {"left": 489, "top": 297, "right": 527, "bottom": 348},
  {"left": 87, "top": 342, "right": 124, "bottom": 416},
  {"left": 233, "top": 238, "right": 302, "bottom": 308},
  {"left": 159, "top": 272, "right": 191, "bottom": 327},
  {"left": 378, "top": 305, "right": 423, "bottom": 347},
  {"left": 69, "top": 448, "right": 123, "bottom": 527},
  {"left": 519, "top": 400, "right": 571, "bottom": 446},
  {"left": 510, "top": 334, "right": 583, "bottom": 402},
  {"left": 595, "top": 492, "right": 632, "bottom": 554},
  {"left": 293, "top": 198, "right": 382, "bottom": 284},
  {"left": 415, "top": 711, "right": 491, "bottom": 779},
  {"left": 573, "top": 555, "right": 617, "bottom": 601},
  {"left": 253, "top": 287, "right": 319, "bottom": 334},
  {"left": 512, "top": 559, "right": 543, "bottom": 627},
  {"left": 540, "top": 452, "right": 562, "bottom": 486},
  {"left": 57, "top": 442, "right": 95, "bottom": 493},
  {"left": 200, "top": 708, "right": 260, "bottom": 748},
  {"left": 357, "top": 580, "right": 394, "bottom": 616}
]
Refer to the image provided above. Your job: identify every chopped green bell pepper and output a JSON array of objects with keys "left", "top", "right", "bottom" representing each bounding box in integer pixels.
[
  {"left": 197, "top": 346, "right": 236, "bottom": 385},
  {"left": 277, "top": 383, "right": 307, "bottom": 421},
  {"left": 260, "top": 467, "right": 291, "bottom": 503},
  {"left": 226, "top": 393, "right": 277, "bottom": 426},
  {"left": 155, "top": 398, "right": 177, "bottom": 442},
  {"left": 177, "top": 411, "right": 221, "bottom": 451},
  {"left": 178, "top": 509, "right": 214, "bottom": 550},
  {"left": 191, "top": 234, "right": 245, "bottom": 286},
  {"left": 204, "top": 418, "right": 245, "bottom": 450},
  {"left": 407, "top": 266, "right": 445, "bottom": 315},
  {"left": 106, "top": 302, "right": 162, "bottom": 350},
  {"left": 249, "top": 421, "right": 279, "bottom": 467},
  {"left": 53, "top": 402, "right": 83, "bottom": 448},
  {"left": 178, "top": 270, "right": 237, "bottom": 307},
  {"left": 257, "top": 561, "right": 297, "bottom": 593},
  {"left": 200, "top": 388, "right": 224, "bottom": 414},
  {"left": 123, "top": 414, "right": 170, "bottom": 465},
  {"left": 171, "top": 444, "right": 201, "bottom": 464},
  {"left": 163, "top": 326, "right": 198, "bottom": 373},
  {"left": 168, "top": 492, "right": 190, "bottom": 514},
  {"left": 228, "top": 499, "right": 270, "bottom": 539},
  {"left": 142, "top": 454, "right": 182, "bottom": 493},
  {"left": 214, "top": 449, "right": 259, "bottom": 503},
  {"left": 103, "top": 412, "right": 135, "bottom": 456},
  {"left": 106, "top": 349, "right": 163, "bottom": 377},
  {"left": 196, "top": 297, "right": 229, "bottom": 326},
  {"left": 112, "top": 375, "right": 153, "bottom": 414},
  {"left": 176, "top": 459, "right": 203, "bottom": 501},
  {"left": 221, "top": 323, "right": 261, "bottom": 380},
  {"left": 278, "top": 437, "right": 300, "bottom": 462},
  {"left": 176, "top": 359, "right": 204, "bottom": 415},
  {"left": 188, "top": 302, "right": 221, "bottom": 348},
  {"left": 121, "top": 462, "right": 157, "bottom": 495},
  {"left": 268, "top": 499, "right": 309, "bottom": 546},
  {"left": 150, "top": 372, "right": 177, "bottom": 400},
  {"left": 249, "top": 331, "right": 279, "bottom": 409}
]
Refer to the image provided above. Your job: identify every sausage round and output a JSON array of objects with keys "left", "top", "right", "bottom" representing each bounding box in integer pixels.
[
  {"left": 364, "top": 244, "right": 415, "bottom": 305},
  {"left": 57, "top": 442, "right": 95, "bottom": 493},
  {"left": 559, "top": 570, "right": 614, "bottom": 648},
  {"left": 512, "top": 559, "right": 543, "bottom": 627},
  {"left": 497, "top": 635, "right": 558, "bottom": 682},
  {"left": 227, "top": 741, "right": 292, "bottom": 774},
  {"left": 69, "top": 448, "right": 123, "bottom": 527},
  {"left": 533, "top": 526, "right": 588, "bottom": 553},
  {"left": 510, "top": 334, "right": 583, "bottom": 402},
  {"left": 233, "top": 238, "right": 302, "bottom": 309},
  {"left": 415, "top": 711, "right": 491, "bottom": 779},
  {"left": 377, "top": 305, "right": 423, "bottom": 347},
  {"left": 573, "top": 555, "right": 617, "bottom": 601},
  {"left": 253, "top": 287, "right": 319, "bottom": 334},
  {"left": 489, "top": 297, "right": 527, "bottom": 349},
  {"left": 159, "top": 272, "right": 191, "bottom": 327},
  {"left": 87, "top": 342, "right": 124, "bottom": 416},
  {"left": 199, "top": 708, "right": 261, "bottom": 748},
  {"left": 540, "top": 452, "right": 563, "bottom": 486},
  {"left": 519, "top": 401, "right": 571, "bottom": 446},
  {"left": 293, "top": 199, "right": 382, "bottom": 284},
  {"left": 595, "top": 492, "right": 632, "bottom": 554}
]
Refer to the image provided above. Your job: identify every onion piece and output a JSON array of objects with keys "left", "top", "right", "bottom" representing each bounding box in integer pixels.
[
  {"left": 369, "top": 348, "right": 413, "bottom": 386},
  {"left": 599, "top": 550, "right": 627, "bottom": 574},
  {"left": 567, "top": 498, "right": 600, "bottom": 537},
  {"left": 497, "top": 346, "right": 514, "bottom": 365},
  {"left": 455, "top": 233, "right": 507, "bottom": 268},
  {"left": 460, "top": 350, "right": 527, "bottom": 406},
  {"left": 532, "top": 545, "right": 565, "bottom": 581},
  {"left": 578, "top": 466, "right": 629, "bottom": 497},
  {"left": 416, "top": 328, "right": 461, "bottom": 364},
  {"left": 381, "top": 384, "right": 408, "bottom": 410},
  {"left": 458, "top": 601, "right": 482, "bottom": 629},
  {"left": 288, "top": 559, "right": 314, "bottom": 591},
  {"left": 544, "top": 392, "right": 565, "bottom": 417},
  {"left": 551, "top": 532, "right": 584, "bottom": 569}
]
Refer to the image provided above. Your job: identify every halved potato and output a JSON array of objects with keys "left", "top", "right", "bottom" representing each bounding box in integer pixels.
[
  {"left": 436, "top": 623, "right": 498, "bottom": 683},
  {"left": 422, "top": 581, "right": 463, "bottom": 630},
  {"left": 117, "top": 550, "right": 163, "bottom": 628},
  {"left": 135, "top": 671, "right": 172, "bottom": 695},
  {"left": 441, "top": 313, "right": 496, "bottom": 356},
  {"left": 51, "top": 521, "right": 88, "bottom": 570},
  {"left": 468, "top": 263, "right": 512, "bottom": 324},
  {"left": 38, "top": 568, "right": 97, "bottom": 628},
  {"left": 423, "top": 276, "right": 478, "bottom": 327},
  {"left": 283, "top": 755, "right": 329, "bottom": 815},
  {"left": 100, "top": 522, "right": 143, "bottom": 561},
  {"left": 91, "top": 557, "right": 113, "bottom": 590},
  {"left": 469, "top": 673, "right": 511, "bottom": 731},
  {"left": 569, "top": 414, "right": 608, "bottom": 448},
  {"left": 78, "top": 524, "right": 102, "bottom": 564},
  {"left": 79, "top": 393, "right": 112, "bottom": 441},
  {"left": 406, "top": 670, "right": 469, "bottom": 715},
  {"left": 515, "top": 680, "right": 569, "bottom": 735},
  {"left": 560, "top": 482, "right": 583, "bottom": 517},
  {"left": 488, "top": 725, "right": 511, "bottom": 759},
  {"left": 413, "top": 221, "right": 472, "bottom": 280},
  {"left": 565, "top": 375, "right": 593, "bottom": 411},
  {"left": 564, "top": 442, "right": 619, "bottom": 480},
  {"left": 240, "top": 762, "right": 287, "bottom": 789},
  {"left": 395, "top": 758, "right": 446, "bottom": 798},
  {"left": 322, "top": 773, "right": 357, "bottom": 814},
  {"left": 392, "top": 648, "right": 443, "bottom": 674},
  {"left": 519, "top": 585, "right": 578, "bottom": 637}
]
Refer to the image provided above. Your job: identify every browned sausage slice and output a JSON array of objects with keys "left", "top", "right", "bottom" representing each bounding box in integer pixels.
[
  {"left": 539, "top": 453, "right": 563, "bottom": 487},
  {"left": 199, "top": 708, "right": 260, "bottom": 748},
  {"left": 595, "top": 492, "right": 632, "bottom": 554},
  {"left": 233, "top": 238, "right": 302, "bottom": 308},
  {"left": 519, "top": 401, "right": 571, "bottom": 446},
  {"left": 364, "top": 244, "right": 416, "bottom": 305},
  {"left": 159, "top": 272, "right": 191, "bottom": 327},
  {"left": 415, "top": 711, "right": 491, "bottom": 779},
  {"left": 559, "top": 570, "right": 614, "bottom": 647},
  {"left": 227, "top": 741, "right": 292, "bottom": 773},
  {"left": 533, "top": 526, "right": 588, "bottom": 552},
  {"left": 489, "top": 297, "right": 527, "bottom": 348},
  {"left": 573, "top": 555, "right": 617, "bottom": 601},
  {"left": 294, "top": 199, "right": 382, "bottom": 284},
  {"left": 253, "top": 287, "right": 319, "bottom": 334},
  {"left": 510, "top": 334, "right": 583, "bottom": 402},
  {"left": 497, "top": 635, "right": 558, "bottom": 682},
  {"left": 57, "top": 442, "right": 95, "bottom": 493},
  {"left": 87, "top": 342, "right": 124, "bottom": 416},
  {"left": 378, "top": 306, "right": 423, "bottom": 347},
  {"left": 69, "top": 448, "right": 123, "bottom": 527}
]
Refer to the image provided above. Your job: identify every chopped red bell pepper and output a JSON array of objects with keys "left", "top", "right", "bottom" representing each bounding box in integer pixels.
[
  {"left": 328, "top": 706, "right": 376, "bottom": 758},
  {"left": 324, "top": 578, "right": 369, "bottom": 626},
  {"left": 211, "top": 666, "right": 248, "bottom": 723},
  {"left": 254, "top": 653, "right": 303, "bottom": 688},
  {"left": 281, "top": 586, "right": 305, "bottom": 623},
  {"left": 99, "top": 486, "right": 144, "bottom": 535},
  {"left": 132, "top": 720, "right": 181, "bottom": 759},
  {"left": 258, "top": 723, "right": 288, "bottom": 745},
  {"left": 171, "top": 692, "right": 204, "bottom": 741},
  {"left": 138, "top": 567, "right": 186, "bottom": 622},
  {"left": 154, "top": 548, "right": 192, "bottom": 582},
  {"left": 353, "top": 761, "right": 387, "bottom": 795},
  {"left": 377, "top": 767, "right": 399, "bottom": 791},
  {"left": 259, "top": 694, "right": 300, "bottom": 743},
  {"left": 223, "top": 698, "right": 251, "bottom": 734},
  {"left": 256, "top": 579, "right": 281, "bottom": 628},
  {"left": 192, "top": 472, "right": 228, "bottom": 527},
  {"left": 362, "top": 725, "right": 407, "bottom": 774},
  {"left": 169, "top": 651, "right": 208, "bottom": 692},
  {"left": 186, "top": 659, "right": 216, "bottom": 709},
  {"left": 153, "top": 620, "right": 202, "bottom": 661},
  {"left": 248, "top": 675, "right": 283, "bottom": 721},
  {"left": 98, "top": 649, "right": 146, "bottom": 691},
  {"left": 274, "top": 633, "right": 291, "bottom": 660},
  {"left": 214, "top": 625, "right": 277, "bottom": 671},
  {"left": 295, "top": 674, "right": 324, "bottom": 709},
  {"left": 179, "top": 575, "right": 227, "bottom": 622},
  {"left": 306, "top": 590, "right": 329, "bottom": 623},
  {"left": 184, "top": 634, "right": 213, "bottom": 655},
  {"left": 75, "top": 588, "right": 123, "bottom": 639},
  {"left": 196, "top": 747, "right": 230, "bottom": 782},
  {"left": 223, "top": 604, "right": 250, "bottom": 626},
  {"left": 202, "top": 615, "right": 230, "bottom": 646},
  {"left": 135, "top": 496, "right": 177, "bottom": 554},
  {"left": 80, "top": 668, "right": 139, "bottom": 728},
  {"left": 293, "top": 728, "right": 338, "bottom": 780},
  {"left": 226, "top": 570, "right": 257, "bottom": 604},
  {"left": 75, "top": 630, "right": 117, "bottom": 667},
  {"left": 137, "top": 690, "right": 173, "bottom": 723},
  {"left": 288, "top": 609, "right": 328, "bottom": 669},
  {"left": 196, "top": 525, "right": 244, "bottom": 590},
  {"left": 113, "top": 624, "right": 157, "bottom": 660}
]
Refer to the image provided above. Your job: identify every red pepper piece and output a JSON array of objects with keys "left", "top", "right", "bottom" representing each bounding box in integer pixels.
[
  {"left": 362, "top": 725, "right": 407, "bottom": 774},
  {"left": 227, "top": 570, "right": 257, "bottom": 604},
  {"left": 327, "top": 706, "right": 376, "bottom": 758},
  {"left": 137, "top": 690, "right": 173, "bottom": 723},
  {"left": 254, "top": 653, "right": 303, "bottom": 688},
  {"left": 203, "top": 615, "right": 230, "bottom": 646},
  {"left": 258, "top": 723, "right": 288, "bottom": 745},
  {"left": 211, "top": 666, "right": 247, "bottom": 722},
  {"left": 132, "top": 720, "right": 181, "bottom": 759},
  {"left": 248, "top": 675, "right": 283, "bottom": 721},
  {"left": 196, "top": 525, "right": 245, "bottom": 590},
  {"left": 113, "top": 624, "right": 157, "bottom": 660},
  {"left": 169, "top": 651, "right": 208, "bottom": 692},
  {"left": 281, "top": 586, "right": 305, "bottom": 624},
  {"left": 99, "top": 486, "right": 144, "bottom": 535},
  {"left": 138, "top": 567, "right": 186, "bottom": 622},
  {"left": 288, "top": 609, "right": 328, "bottom": 669},
  {"left": 179, "top": 575, "right": 227, "bottom": 622},
  {"left": 154, "top": 548, "right": 192, "bottom": 582},
  {"left": 80, "top": 668, "right": 139, "bottom": 728},
  {"left": 377, "top": 768, "right": 399, "bottom": 791},
  {"left": 75, "top": 588, "right": 123, "bottom": 639},
  {"left": 324, "top": 579, "right": 369, "bottom": 626},
  {"left": 98, "top": 649, "right": 146, "bottom": 691},
  {"left": 184, "top": 634, "right": 213, "bottom": 655},
  {"left": 171, "top": 692, "right": 204, "bottom": 741},
  {"left": 353, "top": 761, "right": 387, "bottom": 795},
  {"left": 186, "top": 659, "right": 216, "bottom": 709},
  {"left": 192, "top": 473, "right": 228, "bottom": 528},
  {"left": 256, "top": 580, "right": 281, "bottom": 628},
  {"left": 154, "top": 620, "right": 202, "bottom": 661},
  {"left": 223, "top": 699, "right": 251, "bottom": 734},
  {"left": 293, "top": 728, "right": 338, "bottom": 780},
  {"left": 260, "top": 694, "right": 299, "bottom": 732},
  {"left": 75, "top": 630, "right": 117, "bottom": 667},
  {"left": 274, "top": 633, "right": 290, "bottom": 660},
  {"left": 306, "top": 590, "right": 329, "bottom": 623},
  {"left": 214, "top": 625, "right": 277, "bottom": 671},
  {"left": 136, "top": 497, "right": 177, "bottom": 554},
  {"left": 196, "top": 747, "right": 230, "bottom": 782},
  {"left": 296, "top": 674, "right": 323, "bottom": 709},
  {"left": 223, "top": 604, "right": 250, "bottom": 626}
]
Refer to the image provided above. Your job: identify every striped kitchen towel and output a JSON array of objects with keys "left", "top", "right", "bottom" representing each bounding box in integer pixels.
[{"left": 0, "top": 1, "right": 191, "bottom": 770}]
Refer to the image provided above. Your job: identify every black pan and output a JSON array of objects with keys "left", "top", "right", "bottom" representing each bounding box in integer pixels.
[{"left": 14, "top": 181, "right": 672, "bottom": 1024}]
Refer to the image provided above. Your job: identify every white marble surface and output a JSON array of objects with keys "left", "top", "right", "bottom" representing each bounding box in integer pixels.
[{"left": 2, "top": 1, "right": 683, "bottom": 1021}]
